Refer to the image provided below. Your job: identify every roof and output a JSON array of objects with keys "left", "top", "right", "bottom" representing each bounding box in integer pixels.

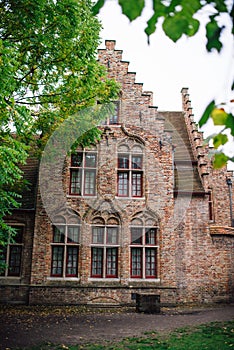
[
  {"left": 162, "top": 111, "right": 205, "bottom": 195},
  {"left": 18, "top": 156, "right": 39, "bottom": 209}
]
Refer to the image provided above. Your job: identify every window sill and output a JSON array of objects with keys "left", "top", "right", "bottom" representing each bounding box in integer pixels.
[
  {"left": 115, "top": 197, "right": 145, "bottom": 200},
  {"left": 129, "top": 278, "right": 160, "bottom": 283},
  {"left": 88, "top": 278, "right": 120, "bottom": 282},
  {"left": 47, "top": 277, "right": 80, "bottom": 281},
  {"left": 67, "top": 195, "right": 97, "bottom": 199}
]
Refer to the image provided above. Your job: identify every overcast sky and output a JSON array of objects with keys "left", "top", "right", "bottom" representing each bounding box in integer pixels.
[{"left": 98, "top": 1, "right": 234, "bottom": 135}]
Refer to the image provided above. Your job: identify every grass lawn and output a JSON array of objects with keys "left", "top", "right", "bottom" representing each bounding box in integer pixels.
[{"left": 24, "top": 320, "right": 234, "bottom": 350}]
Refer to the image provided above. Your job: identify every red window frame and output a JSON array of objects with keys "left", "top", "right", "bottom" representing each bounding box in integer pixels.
[
  {"left": 131, "top": 248, "right": 142, "bottom": 278},
  {"left": 70, "top": 150, "right": 97, "bottom": 196},
  {"left": 106, "top": 248, "right": 118, "bottom": 278},
  {"left": 91, "top": 247, "right": 103, "bottom": 278},
  {"left": 66, "top": 246, "right": 79, "bottom": 277},
  {"left": 91, "top": 225, "right": 119, "bottom": 278},
  {"left": 145, "top": 248, "right": 157, "bottom": 278},
  {"left": 51, "top": 224, "right": 80, "bottom": 278},
  {"left": 117, "top": 153, "right": 143, "bottom": 198},
  {"left": 117, "top": 171, "right": 129, "bottom": 197},
  {"left": 130, "top": 226, "right": 158, "bottom": 279}
]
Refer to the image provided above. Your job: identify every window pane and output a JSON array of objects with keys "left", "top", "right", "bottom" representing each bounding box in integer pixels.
[
  {"left": 118, "top": 155, "right": 129, "bottom": 169},
  {"left": 84, "top": 170, "right": 96, "bottom": 195},
  {"left": 70, "top": 170, "right": 81, "bottom": 194},
  {"left": 92, "top": 227, "right": 104, "bottom": 244},
  {"left": 131, "top": 248, "right": 142, "bottom": 277},
  {"left": 132, "top": 172, "right": 142, "bottom": 197},
  {"left": 8, "top": 246, "right": 22, "bottom": 276},
  {"left": 132, "top": 156, "right": 142, "bottom": 169},
  {"left": 131, "top": 227, "right": 142, "bottom": 244},
  {"left": 85, "top": 153, "right": 96, "bottom": 168},
  {"left": 51, "top": 246, "right": 64, "bottom": 276},
  {"left": 145, "top": 248, "right": 157, "bottom": 278},
  {"left": 145, "top": 228, "right": 157, "bottom": 245},
  {"left": 117, "top": 172, "right": 129, "bottom": 196},
  {"left": 107, "top": 227, "right": 118, "bottom": 244},
  {"left": 66, "top": 247, "right": 78, "bottom": 277},
  {"left": 53, "top": 226, "right": 65, "bottom": 243},
  {"left": 91, "top": 247, "right": 103, "bottom": 277},
  {"left": 106, "top": 248, "right": 118, "bottom": 277},
  {"left": 67, "top": 226, "right": 80, "bottom": 243},
  {"left": 109, "top": 114, "right": 118, "bottom": 124},
  {"left": 71, "top": 153, "right": 83, "bottom": 167}
]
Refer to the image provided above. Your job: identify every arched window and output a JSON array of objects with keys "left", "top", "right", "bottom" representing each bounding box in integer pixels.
[
  {"left": 91, "top": 217, "right": 119, "bottom": 278},
  {"left": 117, "top": 143, "right": 144, "bottom": 197},
  {"left": 51, "top": 215, "right": 80, "bottom": 278},
  {"left": 69, "top": 147, "right": 97, "bottom": 196},
  {"left": 130, "top": 216, "right": 158, "bottom": 279}
]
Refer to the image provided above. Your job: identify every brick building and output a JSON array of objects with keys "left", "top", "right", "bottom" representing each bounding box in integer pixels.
[{"left": 1, "top": 40, "right": 234, "bottom": 306}]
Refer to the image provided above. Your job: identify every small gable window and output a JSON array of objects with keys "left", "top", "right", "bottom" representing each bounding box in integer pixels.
[{"left": 100, "top": 102, "right": 119, "bottom": 125}]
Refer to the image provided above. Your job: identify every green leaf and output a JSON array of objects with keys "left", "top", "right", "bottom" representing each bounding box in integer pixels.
[
  {"left": 211, "top": 108, "right": 228, "bottom": 125},
  {"left": 206, "top": 16, "right": 223, "bottom": 52},
  {"left": 213, "top": 153, "right": 229, "bottom": 168},
  {"left": 199, "top": 100, "right": 215, "bottom": 127},
  {"left": 145, "top": 14, "right": 158, "bottom": 38},
  {"left": 118, "top": 0, "right": 145, "bottom": 21},
  {"left": 184, "top": 17, "right": 200, "bottom": 37},
  {"left": 225, "top": 114, "right": 234, "bottom": 136},
  {"left": 92, "top": 0, "right": 105, "bottom": 16},
  {"left": 162, "top": 13, "right": 188, "bottom": 42},
  {"left": 213, "top": 133, "right": 228, "bottom": 149}
]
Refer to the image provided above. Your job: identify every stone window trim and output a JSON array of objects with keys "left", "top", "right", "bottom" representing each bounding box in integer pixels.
[
  {"left": 90, "top": 223, "right": 120, "bottom": 279},
  {"left": 69, "top": 147, "right": 97, "bottom": 197},
  {"left": 0, "top": 224, "right": 24, "bottom": 278},
  {"left": 117, "top": 144, "right": 144, "bottom": 198},
  {"left": 130, "top": 218, "right": 159, "bottom": 279},
  {"left": 50, "top": 216, "right": 81, "bottom": 278}
]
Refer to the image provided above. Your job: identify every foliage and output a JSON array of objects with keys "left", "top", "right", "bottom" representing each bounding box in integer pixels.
[
  {"left": 93, "top": 0, "right": 234, "bottom": 168},
  {"left": 0, "top": 0, "right": 119, "bottom": 254}
]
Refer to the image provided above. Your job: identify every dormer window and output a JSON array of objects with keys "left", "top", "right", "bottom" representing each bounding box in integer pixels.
[{"left": 101, "top": 102, "right": 119, "bottom": 125}]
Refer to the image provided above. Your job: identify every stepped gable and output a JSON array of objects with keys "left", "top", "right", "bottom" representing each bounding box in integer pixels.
[
  {"left": 98, "top": 40, "right": 161, "bottom": 132},
  {"left": 18, "top": 156, "right": 39, "bottom": 209},
  {"left": 181, "top": 88, "right": 210, "bottom": 184}
]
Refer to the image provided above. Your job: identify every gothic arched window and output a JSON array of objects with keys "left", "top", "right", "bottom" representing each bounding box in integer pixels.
[
  {"left": 130, "top": 217, "right": 158, "bottom": 279},
  {"left": 51, "top": 215, "right": 80, "bottom": 278},
  {"left": 117, "top": 143, "right": 144, "bottom": 198},
  {"left": 91, "top": 217, "right": 119, "bottom": 278}
]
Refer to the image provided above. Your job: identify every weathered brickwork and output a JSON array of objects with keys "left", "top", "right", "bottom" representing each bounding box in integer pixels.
[{"left": 1, "top": 40, "right": 233, "bottom": 306}]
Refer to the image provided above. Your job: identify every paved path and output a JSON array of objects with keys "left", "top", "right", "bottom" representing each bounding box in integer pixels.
[{"left": 0, "top": 304, "right": 234, "bottom": 349}]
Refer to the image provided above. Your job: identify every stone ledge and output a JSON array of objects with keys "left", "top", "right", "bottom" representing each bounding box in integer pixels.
[{"left": 210, "top": 225, "right": 234, "bottom": 236}]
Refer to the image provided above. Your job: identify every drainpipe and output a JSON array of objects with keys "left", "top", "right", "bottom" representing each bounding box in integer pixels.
[{"left": 226, "top": 177, "right": 234, "bottom": 227}]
